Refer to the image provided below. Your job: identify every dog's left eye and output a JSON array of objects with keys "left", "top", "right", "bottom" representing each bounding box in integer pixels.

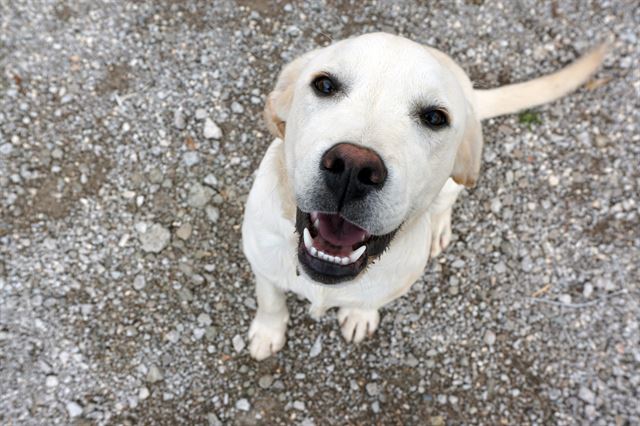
[
  {"left": 311, "top": 75, "right": 338, "bottom": 97},
  {"left": 419, "top": 108, "right": 449, "bottom": 129}
]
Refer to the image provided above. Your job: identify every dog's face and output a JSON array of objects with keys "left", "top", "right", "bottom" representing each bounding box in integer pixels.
[{"left": 265, "top": 33, "right": 481, "bottom": 284}]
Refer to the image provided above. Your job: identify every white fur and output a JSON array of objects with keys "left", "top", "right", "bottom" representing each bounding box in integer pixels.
[{"left": 242, "top": 33, "right": 607, "bottom": 360}]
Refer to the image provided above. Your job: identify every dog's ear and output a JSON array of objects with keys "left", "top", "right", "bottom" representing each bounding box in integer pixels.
[
  {"left": 451, "top": 104, "right": 483, "bottom": 188},
  {"left": 264, "top": 49, "right": 320, "bottom": 139}
]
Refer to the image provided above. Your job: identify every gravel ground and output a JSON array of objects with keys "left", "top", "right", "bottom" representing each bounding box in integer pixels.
[{"left": 1, "top": 1, "right": 638, "bottom": 424}]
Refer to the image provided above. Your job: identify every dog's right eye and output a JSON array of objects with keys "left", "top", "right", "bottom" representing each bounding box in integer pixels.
[{"left": 311, "top": 75, "right": 338, "bottom": 97}]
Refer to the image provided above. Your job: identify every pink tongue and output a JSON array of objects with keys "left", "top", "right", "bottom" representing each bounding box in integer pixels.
[{"left": 316, "top": 213, "right": 368, "bottom": 246}]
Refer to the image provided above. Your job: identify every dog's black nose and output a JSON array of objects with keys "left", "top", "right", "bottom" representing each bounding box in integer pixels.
[{"left": 320, "top": 143, "right": 387, "bottom": 207}]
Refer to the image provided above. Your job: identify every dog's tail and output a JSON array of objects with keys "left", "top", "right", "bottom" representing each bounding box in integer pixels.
[{"left": 475, "top": 43, "right": 609, "bottom": 121}]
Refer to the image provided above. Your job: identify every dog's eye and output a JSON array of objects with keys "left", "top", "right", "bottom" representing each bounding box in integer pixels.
[
  {"left": 312, "top": 75, "right": 337, "bottom": 97},
  {"left": 420, "top": 108, "right": 449, "bottom": 129}
]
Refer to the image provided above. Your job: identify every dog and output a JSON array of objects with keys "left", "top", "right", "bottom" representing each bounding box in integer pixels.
[{"left": 242, "top": 32, "right": 607, "bottom": 360}]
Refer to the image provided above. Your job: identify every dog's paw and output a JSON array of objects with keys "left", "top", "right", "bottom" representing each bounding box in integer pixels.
[
  {"left": 430, "top": 208, "right": 452, "bottom": 259},
  {"left": 337, "top": 307, "right": 380, "bottom": 343},
  {"left": 248, "top": 312, "right": 288, "bottom": 361}
]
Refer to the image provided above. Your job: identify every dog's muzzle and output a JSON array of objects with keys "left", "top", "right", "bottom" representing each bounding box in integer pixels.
[{"left": 295, "top": 209, "right": 398, "bottom": 284}]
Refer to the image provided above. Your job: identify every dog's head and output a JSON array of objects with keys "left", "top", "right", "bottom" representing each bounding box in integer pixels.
[{"left": 265, "top": 33, "right": 483, "bottom": 284}]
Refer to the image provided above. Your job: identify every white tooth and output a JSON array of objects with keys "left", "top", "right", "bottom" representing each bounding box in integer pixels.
[
  {"left": 361, "top": 234, "right": 366, "bottom": 242},
  {"left": 341, "top": 257, "right": 349, "bottom": 265},
  {"left": 310, "top": 247, "right": 317, "bottom": 256},
  {"left": 310, "top": 212, "right": 318, "bottom": 222},
  {"left": 327, "top": 255, "right": 335, "bottom": 263},
  {"left": 313, "top": 219, "right": 319, "bottom": 229},
  {"left": 349, "top": 246, "right": 366, "bottom": 263},
  {"left": 318, "top": 250, "right": 327, "bottom": 260},
  {"left": 303, "top": 228, "right": 313, "bottom": 250}
]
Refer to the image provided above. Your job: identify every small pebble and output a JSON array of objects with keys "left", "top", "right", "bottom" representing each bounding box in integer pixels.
[
  {"left": 258, "top": 375, "right": 274, "bottom": 389},
  {"left": 366, "top": 383, "right": 378, "bottom": 396},
  {"left": 232, "top": 334, "right": 245, "bottom": 353},
  {"left": 230, "top": 102, "right": 244, "bottom": 114},
  {"left": 0, "top": 143, "right": 14, "bottom": 155},
  {"left": 484, "top": 330, "right": 496, "bottom": 346},
  {"left": 207, "top": 413, "right": 222, "bottom": 426},
  {"left": 490, "top": 198, "right": 501, "bottom": 214},
  {"left": 206, "top": 206, "right": 220, "bottom": 223},
  {"left": 188, "top": 183, "right": 213, "bottom": 208},
  {"left": 558, "top": 294, "right": 572, "bottom": 305},
  {"left": 139, "top": 387, "right": 150, "bottom": 400},
  {"left": 195, "top": 108, "right": 207, "bottom": 120},
  {"left": 203, "top": 174, "right": 218, "bottom": 187},
  {"left": 45, "top": 375, "right": 59, "bottom": 388},
  {"left": 578, "top": 386, "right": 596, "bottom": 404},
  {"left": 173, "top": 109, "right": 186, "bottom": 129},
  {"left": 197, "top": 313, "right": 212, "bottom": 326},
  {"left": 133, "top": 275, "right": 146, "bottom": 290},
  {"left": 235, "top": 398, "right": 250, "bottom": 411},
  {"left": 146, "top": 365, "right": 163, "bottom": 383},
  {"left": 176, "top": 223, "right": 193, "bottom": 240},
  {"left": 66, "top": 402, "right": 83, "bottom": 418},
  {"left": 204, "top": 118, "right": 222, "bottom": 139},
  {"left": 183, "top": 151, "right": 200, "bottom": 167},
  {"left": 309, "top": 335, "right": 322, "bottom": 358},
  {"left": 139, "top": 224, "right": 171, "bottom": 253}
]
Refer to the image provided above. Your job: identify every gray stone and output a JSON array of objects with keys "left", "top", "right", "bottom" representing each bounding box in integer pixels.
[
  {"left": 207, "top": 413, "right": 222, "bottom": 426},
  {"left": 235, "top": 398, "right": 250, "bottom": 411},
  {"left": 366, "top": 383, "right": 379, "bottom": 396},
  {"left": 139, "top": 387, "right": 150, "bottom": 400},
  {"left": 133, "top": 274, "right": 146, "bottom": 290},
  {"left": 139, "top": 224, "right": 171, "bottom": 253},
  {"left": 146, "top": 365, "right": 163, "bottom": 383},
  {"left": 578, "top": 386, "right": 595, "bottom": 404},
  {"left": 174, "top": 109, "right": 186, "bottom": 129},
  {"left": 188, "top": 183, "right": 213, "bottom": 208},
  {"left": 206, "top": 206, "right": 220, "bottom": 223},
  {"left": 176, "top": 223, "right": 193, "bottom": 240},
  {"left": 0, "top": 143, "right": 13, "bottom": 155},
  {"left": 197, "top": 313, "right": 212, "bottom": 326},
  {"left": 66, "top": 402, "right": 83, "bottom": 418},
  {"left": 230, "top": 102, "right": 244, "bottom": 114},
  {"left": 195, "top": 108, "right": 208, "bottom": 120},
  {"left": 484, "top": 330, "right": 496, "bottom": 346},
  {"left": 204, "top": 118, "right": 222, "bottom": 139},
  {"left": 232, "top": 334, "right": 245, "bottom": 353},
  {"left": 258, "top": 375, "right": 274, "bottom": 389},
  {"left": 558, "top": 294, "right": 572, "bottom": 305},
  {"left": 203, "top": 174, "right": 219, "bottom": 187},
  {"left": 183, "top": 151, "right": 200, "bottom": 167},
  {"left": 309, "top": 335, "right": 322, "bottom": 358},
  {"left": 45, "top": 375, "right": 59, "bottom": 388}
]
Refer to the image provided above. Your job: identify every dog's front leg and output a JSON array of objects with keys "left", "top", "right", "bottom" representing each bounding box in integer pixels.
[
  {"left": 248, "top": 274, "right": 289, "bottom": 360},
  {"left": 429, "top": 178, "right": 464, "bottom": 258}
]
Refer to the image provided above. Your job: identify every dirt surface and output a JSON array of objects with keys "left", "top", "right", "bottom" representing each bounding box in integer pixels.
[{"left": 1, "top": 1, "right": 638, "bottom": 425}]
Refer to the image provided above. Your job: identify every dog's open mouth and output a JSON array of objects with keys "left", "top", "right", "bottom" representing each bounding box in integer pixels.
[{"left": 295, "top": 208, "right": 398, "bottom": 284}]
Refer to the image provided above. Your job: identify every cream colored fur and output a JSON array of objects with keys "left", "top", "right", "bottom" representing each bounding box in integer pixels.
[{"left": 242, "top": 33, "right": 607, "bottom": 360}]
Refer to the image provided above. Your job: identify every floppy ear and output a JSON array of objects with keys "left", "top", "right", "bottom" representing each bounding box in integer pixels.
[
  {"left": 264, "top": 49, "right": 320, "bottom": 139},
  {"left": 451, "top": 104, "right": 483, "bottom": 188}
]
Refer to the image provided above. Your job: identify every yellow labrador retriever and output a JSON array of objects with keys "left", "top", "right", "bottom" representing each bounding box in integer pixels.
[{"left": 242, "top": 33, "right": 607, "bottom": 360}]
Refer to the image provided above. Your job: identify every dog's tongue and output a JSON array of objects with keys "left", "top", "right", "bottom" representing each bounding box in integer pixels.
[{"left": 316, "top": 213, "right": 368, "bottom": 246}]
